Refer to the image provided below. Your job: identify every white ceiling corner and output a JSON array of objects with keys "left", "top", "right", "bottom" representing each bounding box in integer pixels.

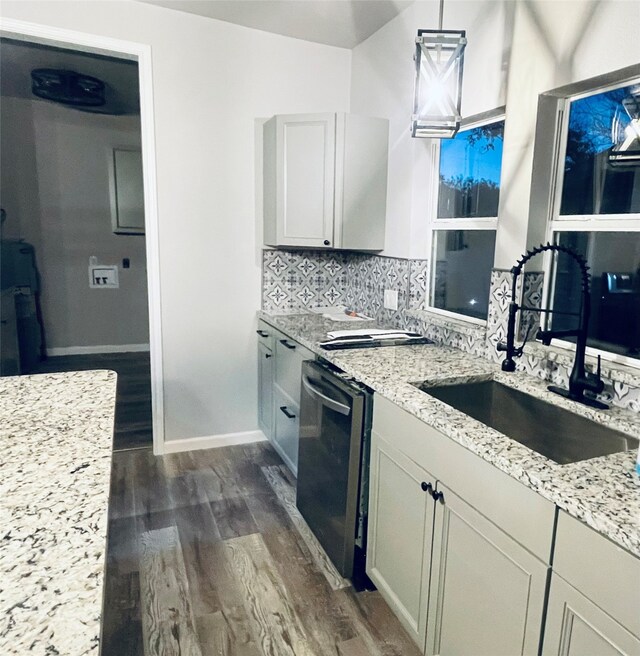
[{"left": 135, "top": 0, "right": 414, "bottom": 49}]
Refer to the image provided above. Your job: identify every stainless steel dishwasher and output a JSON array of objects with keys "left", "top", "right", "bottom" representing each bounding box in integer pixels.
[{"left": 296, "top": 359, "right": 373, "bottom": 585}]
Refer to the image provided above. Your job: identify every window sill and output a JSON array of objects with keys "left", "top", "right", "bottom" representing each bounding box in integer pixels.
[
  {"left": 522, "top": 341, "right": 640, "bottom": 388},
  {"left": 407, "top": 308, "right": 487, "bottom": 339}
]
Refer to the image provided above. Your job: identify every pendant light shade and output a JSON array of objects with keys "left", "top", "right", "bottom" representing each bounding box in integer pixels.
[{"left": 411, "top": 29, "right": 466, "bottom": 138}]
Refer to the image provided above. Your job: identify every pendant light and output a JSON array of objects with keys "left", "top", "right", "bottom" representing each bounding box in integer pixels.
[{"left": 411, "top": 0, "right": 466, "bottom": 138}]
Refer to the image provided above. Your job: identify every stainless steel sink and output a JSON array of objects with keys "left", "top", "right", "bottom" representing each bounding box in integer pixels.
[{"left": 413, "top": 379, "right": 639, "bottom": 464}]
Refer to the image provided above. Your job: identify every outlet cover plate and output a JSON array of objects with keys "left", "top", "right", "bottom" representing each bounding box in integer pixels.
[
  {"left": 89, "top": 265, "right": 119, "bottom": 288},
  {"left": 383, "top": 289, "right": 398, "bottom": 310}
]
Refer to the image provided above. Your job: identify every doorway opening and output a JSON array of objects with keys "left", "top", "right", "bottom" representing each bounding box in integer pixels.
[{"left": 0, "top": 23, "right": 164, "bottom": 453}]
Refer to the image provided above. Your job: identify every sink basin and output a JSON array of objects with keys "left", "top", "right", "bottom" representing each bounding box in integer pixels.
[{"left": 413, "top": 379, "right": 638, "bottom": 464}]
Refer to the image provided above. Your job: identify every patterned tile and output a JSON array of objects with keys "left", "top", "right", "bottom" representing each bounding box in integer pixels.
[
  {"left": 408, "top": 260, "right": 429, "bottom": 310},
  {"left": 521, "top": 271, "right": 544, "bottom": 340},
  {"left": 486, "top": 269, "right": 522, "bottom": 364}
]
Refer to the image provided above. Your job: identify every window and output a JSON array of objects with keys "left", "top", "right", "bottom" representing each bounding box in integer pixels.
[
  {"left": 547, "top": 79, "right": 640, "bottom": 363},
  {"left": 428, "top": 116, "right": 504, "bottom": 321}
]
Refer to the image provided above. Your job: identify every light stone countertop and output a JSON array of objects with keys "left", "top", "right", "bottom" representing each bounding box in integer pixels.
[
  {"left": 259, "top": 311, "right": 640, "bottom": 558},
  {"left": 0, "top": 370, "right": 117, "bottom": 656}
]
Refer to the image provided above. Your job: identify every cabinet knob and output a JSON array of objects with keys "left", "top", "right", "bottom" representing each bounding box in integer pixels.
[
  {"left": 421, "top": 481, "right": 432, "bottom": 493},
  {"left": 323, "top": 239, "right": 331, "bottom": 246},
  {"left": 431, "top": 490, "right": 444, "bottom": 503},
  {"left": 265, "top": 353, "right": 272, "bottom": 359}
]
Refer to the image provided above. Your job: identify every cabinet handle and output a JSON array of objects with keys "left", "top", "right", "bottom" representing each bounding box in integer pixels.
[
  {"left": 256, "top": 330, "right": 269, "bottom": 337},
  {"left": 420, "top": 481, "right": 432, "bottom": 494},
  {"left": 323, "top": 239, "right": 331, "bottom": 246},
  {"left": 265, "top": 353, "right": 272, "bottom": 359},
  {"left": 279, "top": 339, "right": 296, "bottom": 350},
  {"left": 279, "top": 406, "right": 296, "bottom": 419},
  {"left": 431, "top": 490, "right": 444, "bottom": 503}
]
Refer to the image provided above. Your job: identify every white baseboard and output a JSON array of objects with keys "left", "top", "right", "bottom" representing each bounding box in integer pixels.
[
  {"left": 47, "top": 344, "right": 150, "bottom": 356},
  {"left": 162, "top": 430, "right": 267, "bottom": 454}
]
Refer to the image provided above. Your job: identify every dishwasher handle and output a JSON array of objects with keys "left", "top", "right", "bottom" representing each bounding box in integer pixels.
[{"left": 302, "top": 374, "right": 351, "bottom": 416}]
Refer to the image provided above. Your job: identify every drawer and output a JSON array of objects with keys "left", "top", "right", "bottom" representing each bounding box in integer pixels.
[
  {"left": 274, "top": 385, "right": 300, "bottom": 475},
  {"left": 256, "top": 319, "right": 275, "bottom": 351},
  {"left": 275, "top": 334, "right": 313, "bottom": 403},
  {"left": 373, "top": 394, "right": 556, "bottom": 563},
  {"left": 553, "top": 511, "right": 640, "bottom": 638}
]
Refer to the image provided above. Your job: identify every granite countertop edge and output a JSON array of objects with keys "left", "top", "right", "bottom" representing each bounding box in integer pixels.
[
  {"left": 258, "top": 310, "right": 640, "bottom": 559},
  {"left": 0, "top": 369, "right": 117, "bottom": 655}
]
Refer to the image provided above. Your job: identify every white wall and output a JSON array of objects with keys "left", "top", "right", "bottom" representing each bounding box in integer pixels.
[
  {"left": 350, "top": 0, "right": 640, "bottom": 265},
  {"left": 350, "top": 0, "right": 511, "bottom": 259},
  {"left": 1, "top": 95, "right": 149, "bottom": 350},
  {"left": 0, "top": 1, "right": 351, "bottom": 442},
  {"left": 496, "top": 0, "right": 640, "bottom": 268}
]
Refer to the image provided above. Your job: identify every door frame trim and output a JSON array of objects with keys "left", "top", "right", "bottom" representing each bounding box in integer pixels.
[{"left": 0, "top": 17, "right": 166, "bottom": 454}]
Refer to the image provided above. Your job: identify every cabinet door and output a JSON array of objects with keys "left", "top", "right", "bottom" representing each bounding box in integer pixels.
[
  {"left": 273, "top": 385, "right": 300, "bottom": 475},
  {"left": 426, "top": 482, "right": 549, "bottom": 656},
  {"left": 274, "top": 334, "right": 314, "bottom": 405},
  {"left": 542, "top": 574, "right": 640, "bottom": 656},
  {"left": 367, "top": 432, "right": 434, "bottom": 648},
  {"left": 257, "top": 342, "right": 273, "bottom": 440},
  {"left": 275, "top": 114, "right": 335, "bottom": 248}
]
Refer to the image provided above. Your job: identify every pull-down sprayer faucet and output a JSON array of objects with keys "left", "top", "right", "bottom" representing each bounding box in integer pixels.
[{"left": 497, "top": 242, "right": 608, "bottom": 410}]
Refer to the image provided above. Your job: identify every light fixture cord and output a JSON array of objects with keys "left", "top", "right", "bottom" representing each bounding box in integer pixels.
[{"left": 438, "top": 0, "right": 444, "bottom": 30}]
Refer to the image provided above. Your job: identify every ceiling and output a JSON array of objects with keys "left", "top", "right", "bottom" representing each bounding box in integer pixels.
[
  {"left": 136, "top": 0, "right": 414, "bottom": 49},
  {"left": 0, "top": 38, "right": 140, "bottom": 115}
]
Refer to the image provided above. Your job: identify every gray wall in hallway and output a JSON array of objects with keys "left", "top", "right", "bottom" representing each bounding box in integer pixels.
[{"left": 1, "top": 96, "right": 149, "bottom": 351}]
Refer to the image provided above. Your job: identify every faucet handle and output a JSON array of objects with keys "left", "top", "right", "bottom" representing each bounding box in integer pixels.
[
  {"left": 497, "top": 341, "right": 508, "bottom": 353},
  {"left": 584, "top": 354, "right": 605, "bottom": 395}
]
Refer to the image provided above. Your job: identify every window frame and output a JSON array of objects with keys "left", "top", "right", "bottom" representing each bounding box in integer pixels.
[
  {"left": 426, "top": 108, "right": 505, "bottom": 325},
  {"left": 541, "top": 76, "right": 640, "bottom": 369}
]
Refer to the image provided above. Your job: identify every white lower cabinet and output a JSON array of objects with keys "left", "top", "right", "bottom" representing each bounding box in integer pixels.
[
  {"left": 543, "top": 574, "right": 640, "bottom": 656},
  {"left": 273, "top": 386, "right": 300, "bottom": 474},
  {"left": 368, "top": 395, "right": 553, "bottom": 656},
  {"left": 542, "top": 511, "right": 640, "bottom": 656},
  {"left": 257, "top": 341, "right": 273, "bottom": 437},
  {"left": 367, "top": 436, "right": 435, "bottom": 646},
  {"left": 257, "top": 319, "right": 314, "bottom": 476},
  {"left": 426, "top": 481, "right": 548, "bottom": 656}
]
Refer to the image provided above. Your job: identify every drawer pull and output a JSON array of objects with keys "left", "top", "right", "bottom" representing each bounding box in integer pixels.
[
  {"left": 256, "top": 330, "right": 269, "bottom": 337},
  {"left": 421, "top": 481, "right": 432, "bottom": 494},
  {"left": 431, "top": 490, "right": 444, "bottom": 503},
  {"left": 279, "top": 339, "right": 296, "bottom": 350},
  {"left": 279, "top": 406, "right": 296, "bottom": 419}
]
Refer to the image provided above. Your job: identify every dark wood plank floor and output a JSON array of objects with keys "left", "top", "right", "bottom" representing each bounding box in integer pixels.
[
  {"left": 103, "top": 442, "right": 422, "bottom": 656},
  {"left": 28, "top": 352, "right": 152, "bottom": 450}
]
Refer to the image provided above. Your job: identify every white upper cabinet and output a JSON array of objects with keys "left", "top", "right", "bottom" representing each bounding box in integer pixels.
[{"left": 263, "top": 112, "right": 388, "bottom": 250}]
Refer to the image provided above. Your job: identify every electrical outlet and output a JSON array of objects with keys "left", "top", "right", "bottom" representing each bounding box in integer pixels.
[{"left": 383, "top": 289, "right": 398, "bottom": 310}]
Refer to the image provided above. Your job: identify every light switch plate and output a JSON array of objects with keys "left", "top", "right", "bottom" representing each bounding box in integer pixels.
[
  {"left": 383, "top": 289, "right": 398, "bottom": 310},
  {"left": 89, "top": 265, "right": 119, "bottom": 288}
]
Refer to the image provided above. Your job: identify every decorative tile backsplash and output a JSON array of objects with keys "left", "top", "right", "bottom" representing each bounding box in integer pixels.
[
  {"left": 485, "top": 269, "right": 519, "bottom": 364},
  {"left": 261, "top": 250, "right": 640, "bottom": 412},
  {"left": 262, "top": 249, "right": 427, "bottom": 326},
  {"left": 262, "top": 250, "right": 349, "bottom": 313},
  {"left": 521, "top": 271, "right": 544, "bottom": 339}
]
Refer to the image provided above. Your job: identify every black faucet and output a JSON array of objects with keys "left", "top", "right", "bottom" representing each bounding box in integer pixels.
[{"left": 497, "top": 242, "right": 608, "bottom": 410}]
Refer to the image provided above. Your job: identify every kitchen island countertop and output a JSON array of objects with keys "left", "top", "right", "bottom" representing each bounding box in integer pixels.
[
  {"left": 0, "top": 370, "right": 117, "bottom": 655},
  {"left": 259, "top": 310, "right": 640, "bottom": 558}
]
